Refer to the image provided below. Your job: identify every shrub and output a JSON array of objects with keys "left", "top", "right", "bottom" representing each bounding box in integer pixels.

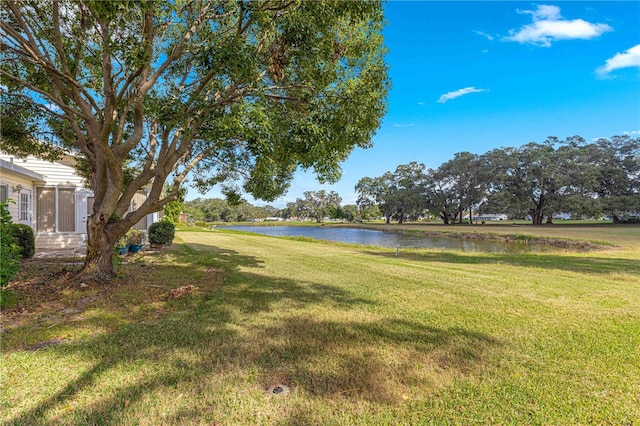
[
  {"left": 194, "top": 221, "right": 208, "bottom": 228},
  {"left": 10, "top": 224, "right": 35, "bottom": 258},
  {"left": 126, "top": 229, "right": 145, "bottom": 245},
  {"left": 1, "top": 202, "right": 22, "bottom": 299},
  {"left": 148, "top": 220, "right": 175, "bottom": 245},
  {"left": 115, "top": 234, "right": 128, "bottom": 248}
]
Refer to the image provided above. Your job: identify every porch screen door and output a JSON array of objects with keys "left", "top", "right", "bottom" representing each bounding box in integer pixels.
[{"left": 36, "top": 188, "right": 55, "bottom": 232}]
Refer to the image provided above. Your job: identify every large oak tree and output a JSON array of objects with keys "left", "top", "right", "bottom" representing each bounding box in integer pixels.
[
  {"left": 1, "top": 0, "right": 388, "bottom": 281},
  {"left": 295, "top": 189, "right": 341, "bottom": 222}
]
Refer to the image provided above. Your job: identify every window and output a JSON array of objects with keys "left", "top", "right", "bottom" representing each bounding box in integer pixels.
[
  {"left": 19, "top": 192, "right": 29, "bottom": 221},
  {"left": 36, "top": 187, "right": 75, "bottom": 232},
  {"left": 0, "top": 185, "right": 7, "bottom": 203}
]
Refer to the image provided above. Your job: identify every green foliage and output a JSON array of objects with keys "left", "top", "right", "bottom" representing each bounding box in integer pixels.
[
  {"left": 10, "top": 224, "right": 35, "bottom": 258},
  {"left": 148, "top": 221, "right": 175, "bottom": 246},
  {"left": 108, "top": 213, "right": 122, "bottom": 224},
  {"left": 356, "top": 162, "right": 427, "bottom": 223},
  {"left": 162, "top": 201, "right": 182, "bottom": 225},
  {"left": 0, "top": 202, "right": 22, "bottom": 294},
  {"left": 184, "top": 198, "right": 271, "bottom": 222},
  {"left": 294, "top": 190, "right": 342, "bottom": 222},
  {"left": 0, "top": 95, "right": 65, "bottom": 162},
  {"left": 1, "top": 1, "right": 388, "bottom": 280},
  {"left": 341, "top": 205, "right": 359, "bottom": 223},
  {"left": 358, "top": 135, "right": 639, "bottom": 225},
  {"left": 115, "top": 235, "right": 128, "bottom": 249},
  {"left": 162, "top": 184, "right": 186, "bottom": 225},
  {"left": 126, "top": 229, "right": 144, "bottom": 246},
  {"left": 0, "top": 288, "right": 17, "bottom": 309}
]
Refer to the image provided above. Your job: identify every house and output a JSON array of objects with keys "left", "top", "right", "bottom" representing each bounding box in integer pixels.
[
  {"left": 471, "top": 213, "right": 508, "bottom": 221},
  {"left": 0, "top": 151, "right": 159, "bottom": 250}
]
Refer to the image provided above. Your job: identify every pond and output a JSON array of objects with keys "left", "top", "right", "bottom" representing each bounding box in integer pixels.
[{"left": 221, "top": 225, "right": 548, "bottom": 253}]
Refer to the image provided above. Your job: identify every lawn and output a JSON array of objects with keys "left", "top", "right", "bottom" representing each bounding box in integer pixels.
[{"left": 1, "top": 225, "right": 639, "bottom": 424}]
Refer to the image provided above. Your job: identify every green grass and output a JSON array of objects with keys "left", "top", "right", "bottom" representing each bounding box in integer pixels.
[{"left": 1, "top": 225, "right": 639, "bottom": 424}]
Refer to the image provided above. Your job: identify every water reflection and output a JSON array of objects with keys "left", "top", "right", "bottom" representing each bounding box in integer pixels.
[{"left": 221, "top": 226, "right": 546, "bottom": 253}]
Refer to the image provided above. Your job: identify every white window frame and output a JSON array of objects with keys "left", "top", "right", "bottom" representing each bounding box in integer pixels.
[
  {"left": 19, "top": 191, "right": 30, "bottom": 221},
  {"left": 0, "top": 184, "right": 8, "bottom": 203}
]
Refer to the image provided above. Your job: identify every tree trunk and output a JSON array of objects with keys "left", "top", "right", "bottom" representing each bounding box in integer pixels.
[
  {"left": 81, "top": 238, "right": 116, "bottom": 282},
  {"left": 385, "top": 214, "right": 391, "bottom": 224},
  {"left": 530, "top": 208, "right": 544, "bottom": 225},
  {"left": 530, "top": 195, "right": 546, "bottom": 225},
  {"left": 78, "top": 215, "right": 121, "bottom": 282},
  {"left": 440, "top": 212, "right": 449, "bottom": 225}
]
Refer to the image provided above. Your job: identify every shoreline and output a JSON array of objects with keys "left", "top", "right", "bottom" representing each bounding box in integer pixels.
[{"left": 329, "top": 222, "right": 612, "bottom": 250}]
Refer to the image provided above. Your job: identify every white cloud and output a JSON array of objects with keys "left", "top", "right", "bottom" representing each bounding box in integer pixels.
[
  {"left": 624, "top": 130, "right": 640, "bottom": 136},
  {"left": 506, "top": 4, "right": 612, "bottom": 47},
  {"left": 473, "top": 30, "right": 495, "bottom": 41},
  {"left": 519, "top": 4, "right": 562, "bottom": 21},
  {"left": 437, "top": 87, "right": 486, "bottom": 103},
  {"left": 597, "top": 44, "right": 640, "bottom": 76},
  {"left": 393, "top": 123, "right": 414, "bottom": 127}
]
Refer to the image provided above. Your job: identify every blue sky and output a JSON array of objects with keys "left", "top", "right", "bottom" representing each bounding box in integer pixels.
[{"left": 189, "top": 1, "right": 640, "bottom": 207}]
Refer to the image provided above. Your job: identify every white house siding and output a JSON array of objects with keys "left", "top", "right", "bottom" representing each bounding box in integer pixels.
[
  {"left": 0, "top": 158, "right": 45, "bottom": 229},
  {"left": 0, "top": 153, "right": 85, "bottom": 187},
  {"left": 1, "top": 152, "right": 159, "bottom": 250},
  {"left": 0, "top": 153, "right": 86, "bottom": 248},
  {"left": 0, "top": 171, "right": 31, "bottom": 223}
]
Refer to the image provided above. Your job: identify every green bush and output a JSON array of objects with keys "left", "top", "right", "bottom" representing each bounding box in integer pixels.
[
  {"left": 194, "top": 221, "right": 208, "bottom": 228},
  {"left": 126, "top": 229, "right": 145, "bottom": 245},
  {"left": 115, "top": 234, "right": 128, "bottom": 248},
  {"left": 10, "top": 224, "right": 35, "bottom": 258},
  {"left": 148, "top": 220, "right": 175, "bottom": 245},
  {"left": 1, "top": 202, "right": 22, "bottom": 300}
]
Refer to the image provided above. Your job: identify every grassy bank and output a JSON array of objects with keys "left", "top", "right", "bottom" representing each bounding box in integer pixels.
[{"left": 2, "top": 226, "right": 639, "bottom": 424}]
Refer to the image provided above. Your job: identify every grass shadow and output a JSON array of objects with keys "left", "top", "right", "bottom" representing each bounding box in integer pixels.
[
  {"left": 364, "top": 249, "right": 640, "bottom": 277},
  {"left": 4, "top": 243, "right": 500, "bottom": 425}
]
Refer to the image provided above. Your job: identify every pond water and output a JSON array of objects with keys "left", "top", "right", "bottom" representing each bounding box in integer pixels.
[{"left": 221, "top": 225, "right": 545, "bottom": 253}]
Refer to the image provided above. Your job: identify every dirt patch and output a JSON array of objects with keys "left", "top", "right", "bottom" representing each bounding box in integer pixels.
[
  {"left": 167, "top": 285, "right": 199, "bottom": 299},
  {"left": 1, "top": 252, "right": 226, "bottom": 350}
]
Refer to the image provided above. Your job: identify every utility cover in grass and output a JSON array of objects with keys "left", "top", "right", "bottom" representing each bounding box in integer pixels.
[{"left": 267, "top": 384, "right": 291, "bottom": 396}]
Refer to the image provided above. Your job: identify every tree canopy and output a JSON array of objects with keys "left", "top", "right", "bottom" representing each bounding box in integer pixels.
[
  {"left": 355, "top": 162, "right": 427, "bottom": 223},
  {"left": 1, "top": 0, "right": 389, "bottom": 280},
  {"left": 294, "top": 190, "right": 342, "bottom": 222},
  {"left": 357, "top": 135, "right": 639, "bottom": 225}
]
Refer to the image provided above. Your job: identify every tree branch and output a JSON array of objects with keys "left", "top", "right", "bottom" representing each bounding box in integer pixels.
[
  {"left": 52, "top": 1, "right": 70, "bottom": 74},
  {"left": 138, "top": 0, "right": 216, "bottom": 96}
]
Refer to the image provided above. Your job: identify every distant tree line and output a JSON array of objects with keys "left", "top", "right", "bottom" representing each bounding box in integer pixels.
[
  {"left": 183, "top": 135, "right": 638, "bottom": 225},
  {"left": 183, "top": 198, "right": 278, "bottom": 223},
  {"left": 355, "top": 135, "right": 640, "bottom": 225},
  {"left": 183, "top": 191, "right": 381, "bottom": 224}
]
